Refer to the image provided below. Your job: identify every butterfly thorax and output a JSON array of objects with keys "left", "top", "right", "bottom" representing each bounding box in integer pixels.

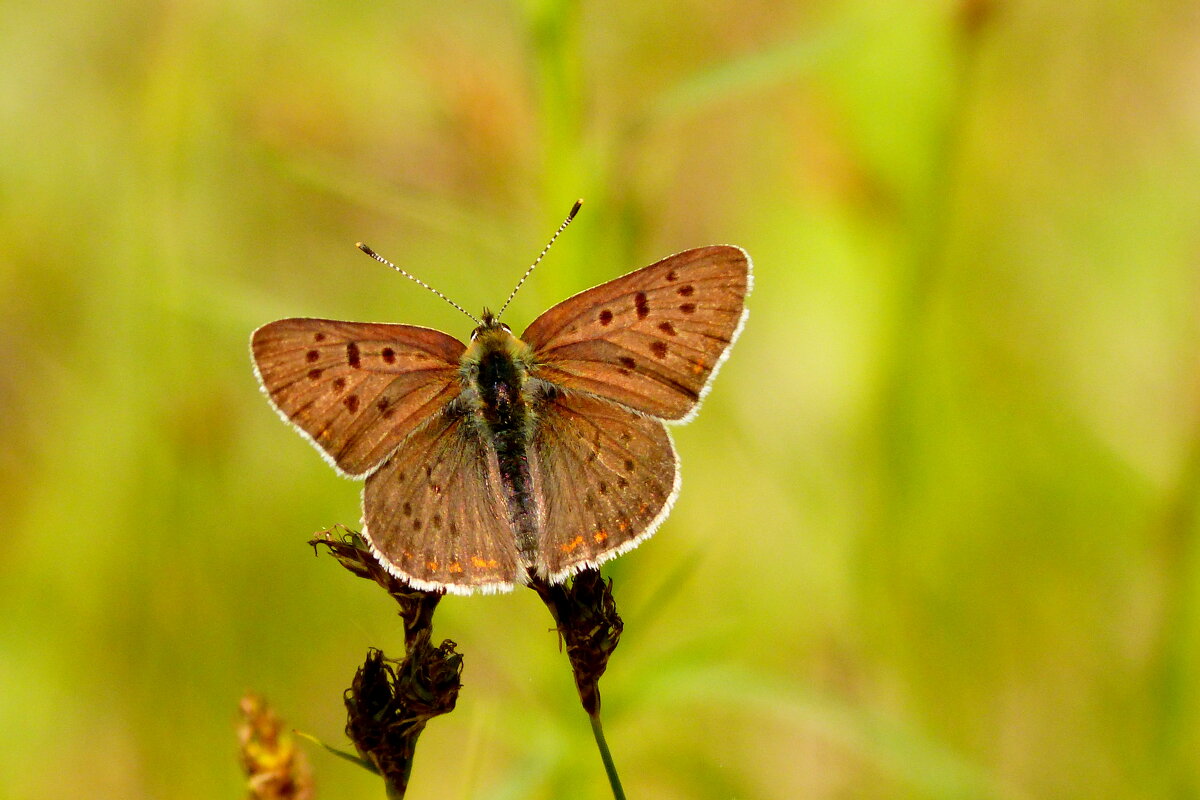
[
  {"left": 460, "top": 323, "right": 542, "bottom": 562},
  {"left": 462, "top": 324, "right": 535, "bottom": 423}
]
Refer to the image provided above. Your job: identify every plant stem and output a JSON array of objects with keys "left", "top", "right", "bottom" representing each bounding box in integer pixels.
[{"left": 589, "top": 711, "right": 626, "bottom": 800}]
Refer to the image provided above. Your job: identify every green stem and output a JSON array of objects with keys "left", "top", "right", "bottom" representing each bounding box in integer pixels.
[{"left": 589, "top": 711, "right": 626, "bottom": 800}]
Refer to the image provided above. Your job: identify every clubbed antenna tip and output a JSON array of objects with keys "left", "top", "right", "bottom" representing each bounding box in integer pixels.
[{"left": 497, "top": 198, "right": 584, "bottom": 320}]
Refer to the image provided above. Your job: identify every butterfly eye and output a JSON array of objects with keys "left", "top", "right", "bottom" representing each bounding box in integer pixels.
[{"left": 499, "top": 323, "right": 511, "bottom": 334}]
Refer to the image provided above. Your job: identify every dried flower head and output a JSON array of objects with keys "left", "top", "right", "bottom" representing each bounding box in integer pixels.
[{"left": 343, "top": 644, "right": 463, "bottom": 795}]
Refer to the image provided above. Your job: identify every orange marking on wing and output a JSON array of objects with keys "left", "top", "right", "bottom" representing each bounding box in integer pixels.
[
  {"left": 560, "top": 534, "right": 585, "bottom": 553},
  {"left": 617, "top": 520, "right": 628, "bottom": 532},
  {"left": 593, "top": 529, "right": 609, "bottom": 544},
  {"left": 448, "top": 561, "right": 463, "bottom": 574},
  {"left": 426, "top": 560, "right": 439, "bottom": 572},
  {"left": 470, "top": 556, "right": 499, "bottom": 569}
]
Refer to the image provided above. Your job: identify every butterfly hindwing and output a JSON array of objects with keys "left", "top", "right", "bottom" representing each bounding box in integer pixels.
[
  {"left": 251, "top": 318, "right": 464, "bottom": 477},
  {"left": 363, "top": 403, "right": 520, "bottom": 593},
  {"left": 531, "top": 389, "right": 678, "bottom": 581},
  {"left": 522, "top": 246, "right": 751, "bottom": 422}
]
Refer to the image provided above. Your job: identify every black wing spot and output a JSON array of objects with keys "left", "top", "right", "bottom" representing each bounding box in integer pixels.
[{"left": 635, "top": 292, "right": 650, "bottom": 319}]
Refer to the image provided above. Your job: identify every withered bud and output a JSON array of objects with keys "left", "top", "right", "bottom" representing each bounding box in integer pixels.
[
  {"left": 528, "top": 568, "right": 623, "bottom": 715},
  {"left": 311, "top": 527, "right": 442, "bottom": 647},
  {"left": 344, "top": 643, "right": 463, "bottom": 795}
]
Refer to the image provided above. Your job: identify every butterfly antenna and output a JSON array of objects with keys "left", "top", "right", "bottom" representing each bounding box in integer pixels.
[
  {"left": 356, "top": 243, "right": 480, "bottom": 324},
  {"left": 496, "top": 198, "right": 583, "bottom": 321}
]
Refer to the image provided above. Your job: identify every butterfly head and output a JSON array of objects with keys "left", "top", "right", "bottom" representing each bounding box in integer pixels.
[
  {"left": 465, "top": 307, "right": 530, "bottom": 367},
  {"left": 470, "top": 308, "right": 512, "bottom": 341}
]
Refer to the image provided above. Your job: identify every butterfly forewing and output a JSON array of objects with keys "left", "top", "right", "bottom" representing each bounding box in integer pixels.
[
  {"left": 531, "top": 390, "right": 678, "bottom": 580},
  {"left": 522, "top": 246, "right": 751, "bottom": 421},
  {"left": 251, "top": 319, "right": 464, "bottom": 477},
  {"left": 363, "top": 404, "right": 520, "bottom": 593}
]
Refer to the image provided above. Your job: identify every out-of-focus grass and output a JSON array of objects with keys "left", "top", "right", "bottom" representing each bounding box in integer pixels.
[{"left": 2, "top": 1, "right": 1199, "bottom": 798}]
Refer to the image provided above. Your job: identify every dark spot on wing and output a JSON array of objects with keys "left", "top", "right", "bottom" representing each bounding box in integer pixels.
[
  {"left": 658, "top": 321, "right": 676, "bottom": 336},
  {"left": 623, "top": 459, "right": 634, "bottom": 472},
  {"left": 666, "top": 269, "right": 678, "bottom": 281},
  {"left": 332, "top": 377, "right": 346, "bottom": 391},
  {"left": 431, "top": 514, "right": 441, "bottom": 529},
  {"left": 677, "top": 284, "right": 695, "bottom": 297},
  {"left": 680, "top": 303, "right": 696, "bottom": 314},
  {"left": 306, "top": 350, "right": 319, "bottom": 363},
  {"left": 381, "top": 347, "right": 396, "bottom": 363},
  {"left": 307, "top": 368, "right": 323, "bottom": 380},
  {"left": 346, "top": 342, "right": 361, "bottom": 368},
  {"left": 344, "top": 394, "right": 359, "bottom": 413},
  {"left": 635, "top": 292, "right": 649, "bottom": 319},
  {"left": 617, "top": 476, "right": 629, "bottom": 489},
  {"left": 619, "top": 356, "right": 636, "bottom": 369},
  {"left": 412, "top": 518, "right": 421, "bottom": 531},
  {"left": 402, "top": 502, "right": 412, "bottom": 516},
  {"left": 599, "top": 309, "right": 613, "bottom": 326},
  {"left": 598, "top": 481, "right": 608, "bottom": 495},
  {"left": 650, "top": 341, "right": 668, "bottom": 358},
  {"left": 314, "top": 333, "right": 326, "bottom": 342}
]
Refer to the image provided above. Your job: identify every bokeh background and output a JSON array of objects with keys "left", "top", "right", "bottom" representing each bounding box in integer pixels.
[{"left": 3, "top": 0, "right": 1200, "bottom": 797}]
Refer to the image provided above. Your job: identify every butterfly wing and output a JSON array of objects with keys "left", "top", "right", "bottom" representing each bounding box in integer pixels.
[
  {"left": 251, "top": 318, "right": 465, "bottom": 478},
  {"left": 363, "top": 402, "right": 520, "bottom": 593},
  {"left": 531, "top": 389, "right": 678, "bottom": 581},
  {"left": 522, "top": 245, "right": 751, "bottom": 422}
]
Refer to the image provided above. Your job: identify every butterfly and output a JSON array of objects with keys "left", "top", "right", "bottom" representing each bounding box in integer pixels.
[{"left": 251, "top": 204, "right": 751, "bottom": 595}]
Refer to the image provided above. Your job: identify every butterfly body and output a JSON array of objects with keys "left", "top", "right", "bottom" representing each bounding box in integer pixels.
[
  {"left": 458, "top": 315, "right": 544, "bottom": 563},
  {"left": 252, "top": 245, "right": 752, "bottom": 594}
]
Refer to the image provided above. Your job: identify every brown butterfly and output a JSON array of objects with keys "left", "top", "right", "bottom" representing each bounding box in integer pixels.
[{"left": 251, "top": 203, "right": 751, "bottom": 594}]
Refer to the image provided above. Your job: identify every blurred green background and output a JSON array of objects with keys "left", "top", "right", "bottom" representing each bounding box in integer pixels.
[{"left": 3, "top": 0, "right": 1199, "bottom": 797}]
